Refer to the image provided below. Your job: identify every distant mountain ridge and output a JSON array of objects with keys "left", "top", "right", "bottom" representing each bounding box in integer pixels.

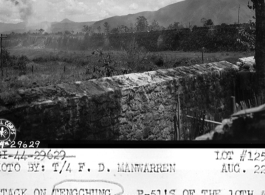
[
  {"left": 0, "top": 19, "right": 95, "bottom": 34},
  {"left": 92, "top": 0, "right": 254, "bottom": 29},
  {"left": 0, "top": 0, "right": 254, "bottom": 34},
  {"left": 59, "top": 18, "right": 75, "bottom": 23},
  {"left": 0, "top": 22, "right": 26, "bottom": 34},
  {"left": 50, "top": 20, "right": 95, "bottom": 33}
]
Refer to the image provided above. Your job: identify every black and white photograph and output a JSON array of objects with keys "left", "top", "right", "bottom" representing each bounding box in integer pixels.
[
  {"left": 0, "top": 0, "right": 264, "bottom": 144},
  {"left": 0, "top": 149, "right": 264, "bottom": 194}
]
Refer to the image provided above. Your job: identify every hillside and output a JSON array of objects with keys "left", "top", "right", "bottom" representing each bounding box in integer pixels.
[{"left": 92, "top": 0, "right": 254, "bottom": 29}]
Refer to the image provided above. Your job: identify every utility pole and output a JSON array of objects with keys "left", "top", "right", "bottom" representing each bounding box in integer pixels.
[
  {"left": 238, "top": 5, "right": 240, "bottom": 24},
  {"left": 1, "top": 34, "right": 8, "bottom": 77}
]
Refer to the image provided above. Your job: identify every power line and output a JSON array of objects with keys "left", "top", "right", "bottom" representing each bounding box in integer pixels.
[{"left": 238, "top": 5, "right": 240, "bottom": 24}]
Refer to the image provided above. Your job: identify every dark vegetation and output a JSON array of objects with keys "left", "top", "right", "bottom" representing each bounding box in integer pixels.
[{"left": 4, "top": 24, "right": 252, "bottom": 52}]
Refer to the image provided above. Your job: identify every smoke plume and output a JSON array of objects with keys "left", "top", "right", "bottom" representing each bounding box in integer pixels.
[
  {"left": 7, "top": 0, "right": 33, "bottom": 23},
  {"left": 5, "top": 0, "right": 52, "bottom": 32}
]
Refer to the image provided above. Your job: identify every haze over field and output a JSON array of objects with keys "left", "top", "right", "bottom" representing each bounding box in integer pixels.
[{"left": 0, "top": 0, "right": 254, "bottom": 33}]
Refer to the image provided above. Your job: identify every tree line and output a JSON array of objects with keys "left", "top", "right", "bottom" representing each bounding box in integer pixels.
[
  {"left": 82, "top": 16, "right": 215, "bottom": 35},
  {"left": 43, "top": 24, "right": 252, "bottom": 52},
  {"left": 4, "top": 23, "right": 252, "bottom": 52}
]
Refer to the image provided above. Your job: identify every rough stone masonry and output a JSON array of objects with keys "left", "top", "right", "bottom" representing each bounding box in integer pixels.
[{"left": 0, "top": 61, "right": 238, "bottom": 140}]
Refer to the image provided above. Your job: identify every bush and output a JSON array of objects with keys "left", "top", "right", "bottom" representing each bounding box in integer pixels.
[{"left": 15, "top": 55, "right": 29, "bottom": 73}]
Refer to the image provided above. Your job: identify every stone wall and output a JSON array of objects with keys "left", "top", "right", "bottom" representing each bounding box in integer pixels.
[{"left": 0, "top": 61, "right": 238, "bottom": 140}]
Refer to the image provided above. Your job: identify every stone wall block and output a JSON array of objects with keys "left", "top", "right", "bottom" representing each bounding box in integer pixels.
[
  {"left": 0, "top": 61, "right": 238, "bottom": 140},
  {"left": 100, "top": 117, "right": 111, "bottom": 127}
]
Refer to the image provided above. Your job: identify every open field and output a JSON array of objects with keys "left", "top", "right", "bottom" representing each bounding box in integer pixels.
[
  {"left": 8, "top": 47, "right": 254, "bottom": 64},
  {"left": 0, "top": 47, "right": 254, "bottom": 93}
]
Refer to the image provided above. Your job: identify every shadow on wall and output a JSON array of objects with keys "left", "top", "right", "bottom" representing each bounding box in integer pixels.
[
  {"left": 117, "top": 71, "right": 180, "bottom": 141},
  {"left": 179, "top": 68, "right": 237, "bottom": 140}
]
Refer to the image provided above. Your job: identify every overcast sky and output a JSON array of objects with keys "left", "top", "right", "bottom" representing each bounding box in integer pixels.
[{"left": 0, "top": 0, "right": 184, "bottom": 24}]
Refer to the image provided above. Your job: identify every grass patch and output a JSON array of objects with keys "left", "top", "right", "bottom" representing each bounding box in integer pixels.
[{"left": 1, "top": 48, "right": 254, "bottom": 93}]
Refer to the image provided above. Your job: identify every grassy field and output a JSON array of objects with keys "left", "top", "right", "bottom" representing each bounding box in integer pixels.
[
  {"left": 0, "top": 47, "right": 254, "bottom": 93},
  {"left": 8, "top": 47, "right": 253, "bottom": 64}
]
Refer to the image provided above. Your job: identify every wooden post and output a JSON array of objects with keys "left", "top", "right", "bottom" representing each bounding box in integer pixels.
[
  {"left": 238, "top": 5, "right": 240, "bottom": 24},
  {"left": 202, "top": 47, "right": 205, "bottom": 63},
  {"left": 201, "top": 110, "right": 206, "bottom": 135}
]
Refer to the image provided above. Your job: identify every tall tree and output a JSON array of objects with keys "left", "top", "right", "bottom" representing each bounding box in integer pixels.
[
  {"left": 206, "top": 19, "right": 214, "bottom": 26},
  {"left": 118, "top": 25, "right": 129, "bottom": 33},
  {"left": 201, "top": 18, "right": 207, "bottom": 26},
  {"left": 83, "top": 25, "right": 89, "bottom": 33},
  {"left": 167, "top": 22, "right": 180, "bottom": 30},
  {"left": 135, "top": 16, "right": 149, "bottom": 32},
  {"left": 104, "top": 22, "right": 110, "bottom": 34},
  {"left": 249, "top": 0, "right": 265, "bottom": 80},
  {"left": 39, "top": 29, "right": 44, "bottom": 34},
  {"left": 97, "top": 26, "right": 102, "bottom": 33},
  {"left": 129, "top": 23, "right": 135, "bottom": 33},
  {"left": 83, "top": 25, "right": 92, "bottom": 35},
  {"left": 201, "top": 18, "right": 214, "bottom": 27},
  {"left": 149, "top": 20, "right": 161, "bottom": 31},
  {"left": 238, "top": 20, "right": 255, "bottom": 50},
  {"left": 110, "top": 28, "right": 119, "bottom": 34}
]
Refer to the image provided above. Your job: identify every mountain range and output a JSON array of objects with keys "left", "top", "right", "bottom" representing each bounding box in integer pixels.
[
  {"left": 92, "top": 0, "right": 254, "bottom": 29},
  {"left": 0, "top": 0, "right": 254, "bottom": 34},
  {"left": 0, "top": 19, "right": 95, "bottom": 34}
]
